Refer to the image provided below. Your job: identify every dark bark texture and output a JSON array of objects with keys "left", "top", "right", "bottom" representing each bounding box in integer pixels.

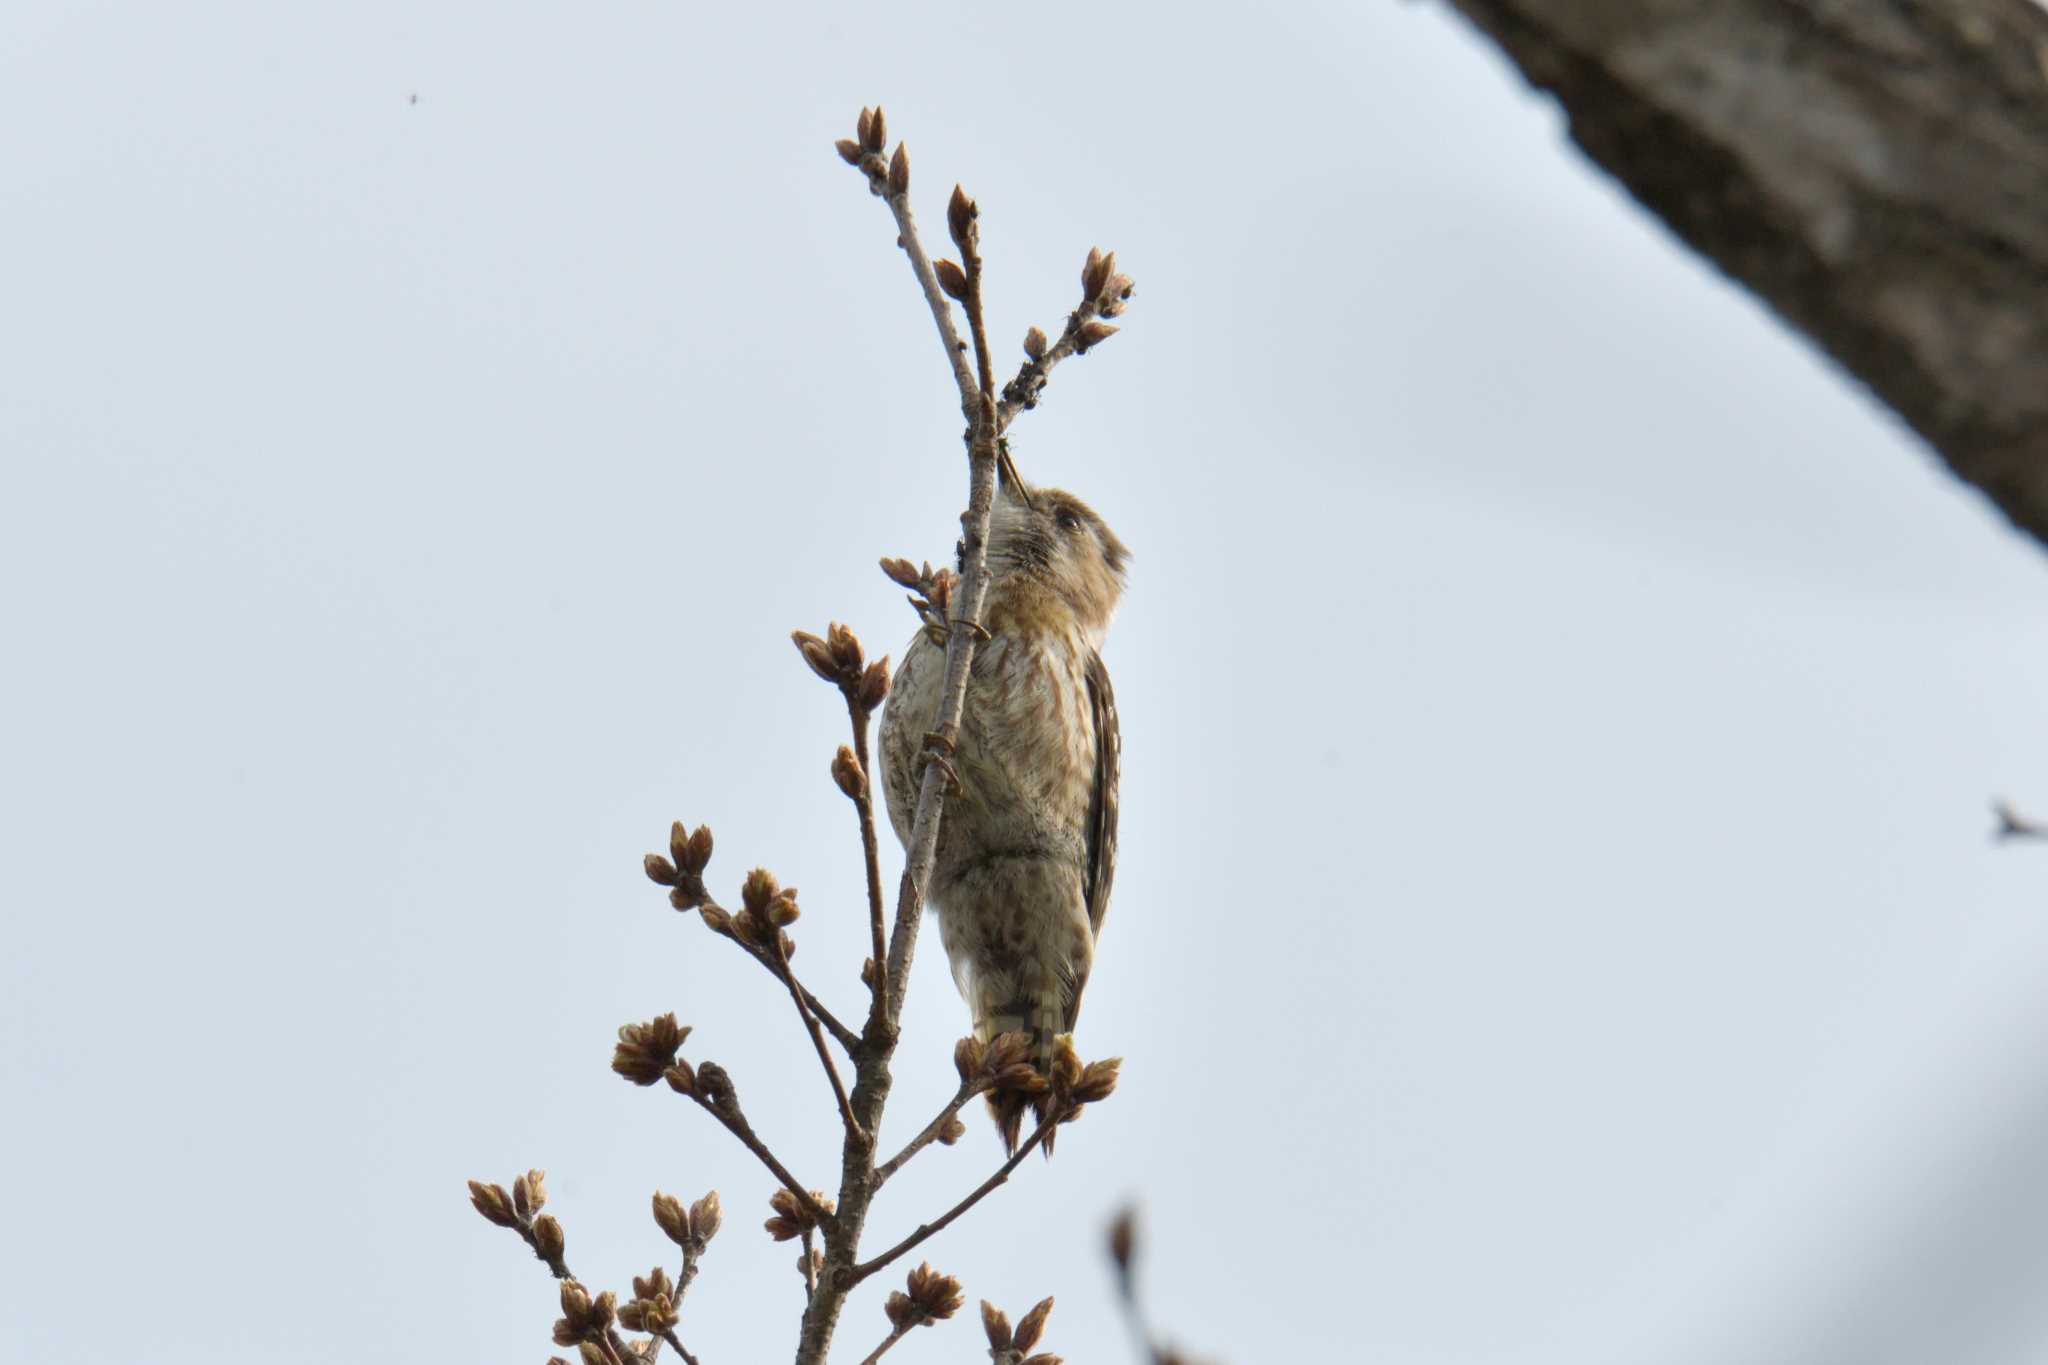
[{"left": 1444, "top": 0, "right": 2048, "bottom": 548}]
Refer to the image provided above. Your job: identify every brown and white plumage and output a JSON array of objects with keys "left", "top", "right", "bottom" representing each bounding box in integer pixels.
[{"left": 878, "top": 481, "right": 1125, "bottom": 1144}]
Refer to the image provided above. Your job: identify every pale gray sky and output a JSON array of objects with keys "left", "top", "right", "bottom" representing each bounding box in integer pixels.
[{"left": 7, "top": 3, "right": 2048, "bottom": 1363}]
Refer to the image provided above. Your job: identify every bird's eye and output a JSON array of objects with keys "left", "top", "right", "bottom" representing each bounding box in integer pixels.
[{"left": 1055, "top": 508, "right": 1081, "bottom": 533}]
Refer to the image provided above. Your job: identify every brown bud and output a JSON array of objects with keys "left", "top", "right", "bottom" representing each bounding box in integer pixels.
[
  {"left": 697, "top": 902, "right": 731, "bottom": 935},
  {"left": 865, "top": 106, "right": 887, "bottom": 153},
  {"left": 827, "top": 621, "right": 863, "bottom": 671},
  {"left": 880, "top": 556, "right": 923, "bottom": 589},
  {"left": 1023, "top": 326, "right": 1048, "bottom": 361},
  {"left": 512, "top": 1169, "right": 538, "bottom": 1218},
  {"left": 1013, "top": 1296, "right": 1054, "bottom": 1353},
  {"left": 612, "top": 1014, "right": 689, "bottom": 1086},
  {"left": 1081, "top": 246, "right": 1107, "bottom": 300},
  {"left": 683, "top": 825, "right": 713, "bottom": 876},
  {"left": 860, "top": 956, "right": 877, "bottom": 988},
  {"left": 832, "top": 745, "right": 867, "bottom": 801},
  {"left": 835, "top": 138, "right": 863, "bottom": 165},
  {"left": 1074, "top": 320, "right": 1119, "bottom": 352},
  {"left": 575, "top": 1345, "right": 606, "bottom": 1365},
  {"left": 689, "top": 1190, "right": 723, "bottom": 1244},
  {"left": 632, "top": 1267, "right": 675, "bottom": 1302},
  {"left": 859, "top": 657, "right": 890, "bottom": 711},
  {"left": 884, "top": 1290, "right": 916, "bottom": 1330},
  {"left": 669, "top": 820, "right": 691, "bottom": 870},
  {"left": 643, "top": 853, "right": 677, "bottom": 886},
  {"left": 856, "top": 107, "right": 875, "bottom": 151},
  {"left": 983, "top": 1031, "right": 1031, "bottom": 1075},
  {"left": 663, "top": 1060, "right": 696, "bottom": 1096},
  {"left": 791, "top": 630, "right": 837, "bottom": 683},
  {"left": 731, "top": 907, "right": 763, "bottom": 946},
  {"left": 1023, "top": 1356, "right": 1065, "bottom": 1365},
  {"left": 1073, "top": 1056, "right": 1121, "bottom": 1104},
  {"left": 1084, "top": 249, "right": 1116, "bottom": 301},
  {"left": 741, "top": 868, "right": 779, "bottom": 915},
  {"left": 888, "top": 143, "right": 908, "bottom": 196},
  {"left": 953, "top": 1036, "right": 986, "bottom": 1085},
  {"left": 766, "top": 889, "right": 801, "bottom": 928},
  {"left": 532, "top": 1213, "right": 565, "bottom": 1263},
  {"left": 937, "top": 1115, "right": 967, "bottom": 1145},
  {"left": 947, "top": 184, "right": 975, "bottom": 248},
  {"left": 905, "top": 1261, "right": 965, "bottom": 1322},
  {"left": 1108, "top": 1207, "right": 1136, "bottom": 1272},
  {"left": 981, "top": 1301, "right": 1013, "bottom": 1352},
  {"left": 694, "top": 1061, "right": 734, "bottom": 1108},
  {"left": 933, "top": 258, "right": 969, "bottom": 301},
  {"left": 668, "top": 885, "right": 700, "bottom": 912},
  {"left": 468, "top": 1179, "right": 517, "bottom": 1228},
  {"left": 653, "top": 1191, "right": 690, "bottom": 1245}
]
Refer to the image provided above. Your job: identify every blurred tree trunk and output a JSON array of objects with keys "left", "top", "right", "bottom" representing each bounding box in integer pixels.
[{"left": 1443, "top": 0, "right": 2048, "bottom": 550}]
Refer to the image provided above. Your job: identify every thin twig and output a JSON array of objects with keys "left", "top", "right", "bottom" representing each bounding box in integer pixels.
[
  {"left": 687, "top": 1087, "right": 835, "bottom": 1234},
  {"left": 874, "top": 1081, "right": 984, "bottom": 1187},
  {"left": 857, "top": 1323, "right": 913, "bottom": 1365},
  {"left": 1994, "top": 797, "right": 2048, "bottom": 841},
  {"left": 697, "top": 885, "right": 861, "bottom": 1055},
  {"left": 844, "top": 1106, "right": 1067, "bottom": 1286},
  {"left": 997, "top": 304, "right": 1093, "bottom": 432},
  {"left": 954, "top": 187, "right": 1030, "bottom": 498},
  {"left": 772, "top": 936, "right": 866, "bottom": 1143},
  {"left": 848, "top": 694, "right": 890, "bottom": 1024},
  {"left": 504, "top": 1226, "right": 702, "bottom": 1365}
]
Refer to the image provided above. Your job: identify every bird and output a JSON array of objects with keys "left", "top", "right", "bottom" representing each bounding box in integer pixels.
[{"left": 878, "top": 479, "right": 1126, "bottom": 1149}]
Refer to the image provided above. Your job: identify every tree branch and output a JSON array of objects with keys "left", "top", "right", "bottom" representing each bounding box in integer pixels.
[
  {"left": 770, "top": 936, "right": 866, "bottom": 1142},
  {"left": 844, "top": 1106, "right": 1067, "bottom": 1287},
  {"left": 857, "top": 1323, "right": 913, "bottom": 1365},
  {"left": 685, "top": 1076, "right": 835, "bottom": 1234},
  {"left": 1438, "top": 0, "right": 2048, "bottom": 549},
  {"left": 796, "top": 108, "right": 1011, "bottom": 1365},
  {"left": 874, "top": 1081, "right": 983, "bottom": 1187},
  {"left": 1994, "top": 797, "right": 2048, "bottom": 842},
  {"left": 847, "top": 694, "right": 891, "bottom": 1024}
]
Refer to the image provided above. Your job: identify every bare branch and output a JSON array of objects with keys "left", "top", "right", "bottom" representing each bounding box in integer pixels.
[
  {"left": 847, "top": 695, "right": 891, "bottom": 1023},
  {"left": 683, "top": 1072, "right": 836, "bottom": 1235},
  {"left": 857, "top": 1323, "right": 912, "bottom": 1365},
  {"left": 844, "top": 1105, "right": 1067, "bottom": 1287},
  {"left": 874, "top": 1081, "right": 982, "bottom": 1187},
  {"left": 770, "top": 935, "right": 866, "bottom": 1143},
  {"left": 1994, "top": 797, "right": 2048, "bottom": 842}
]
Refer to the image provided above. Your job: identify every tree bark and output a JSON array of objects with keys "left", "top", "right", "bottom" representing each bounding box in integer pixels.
[{"left": 1441, "top": 0, "right": 2048, "bottom": 549}]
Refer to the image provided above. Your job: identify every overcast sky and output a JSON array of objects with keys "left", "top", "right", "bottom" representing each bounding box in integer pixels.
[{"left": 8, "top": 3, "right": 2048, "bottom": 1363}]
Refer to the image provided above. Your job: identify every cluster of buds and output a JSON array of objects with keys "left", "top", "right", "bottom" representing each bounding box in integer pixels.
[
  {"left": 793, "top": 622, "right": 890, "bottom": 714},
  {"left": 881, "top": 556, "right": 959, "bottom": 644},
  {"left": 1073, "top": 247, "right": 1132, "bottom": 350},
  {"left": 981, "top": 1295, "right": 1060, "bottom": 1365},
  {"left": 468, "top": 1168, "right": 569, "bottom": 1273},
  {"left": 550, "top": 1279, "right": 617, "bottom": 1353},
  {"left": 652, "top": 1189, "right": 723, "bottom": 1257},
  {"left": 932, "top": 184, "right": 984, "bottom": 303},
  {"left": 956, "top": 1032, "right": 1120, "bottom": 1152},
  {"left": 884, "top": 1261, "right": 966, "bottom": 1333},
  {"left": 732, "top": 866, "right": 800, "bottom": 955},
  {"left": 762, "top": 1185, "right": 836, "bottom": 1242},
  {"left": 643, "top": 820, "right": 715, "bottom": 912},
  {"left": 611, "top": 1013, "right": 691, "bottom": 1088},
  {"left": 835, "top": 106, "right": 909, "bottom": 197},
  {"left": 618, "top": 1266, "right": 679, "bottom": 1337}
]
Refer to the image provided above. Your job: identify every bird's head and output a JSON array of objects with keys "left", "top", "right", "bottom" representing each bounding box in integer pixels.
[{"left": 984, "top": 481, "right": 1129, "bottom": 642}]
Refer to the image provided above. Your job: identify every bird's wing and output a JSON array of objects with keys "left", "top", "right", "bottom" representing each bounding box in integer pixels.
[{"left": 1082, "top": 648, "right": 1120, "bottom": 943}]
